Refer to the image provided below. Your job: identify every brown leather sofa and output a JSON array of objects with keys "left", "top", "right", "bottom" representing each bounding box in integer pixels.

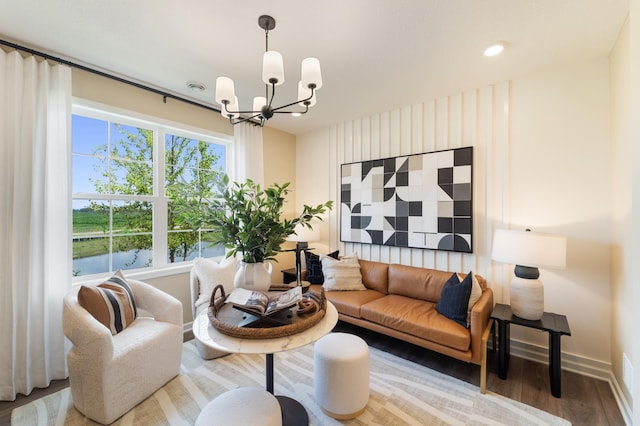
[{"left": 309, "top": 258, "right": 494, "bottom": 393}]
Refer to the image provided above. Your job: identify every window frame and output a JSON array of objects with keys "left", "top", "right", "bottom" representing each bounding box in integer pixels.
[{"left": 71, "top": 99, "right": 233, "bottom": 282}]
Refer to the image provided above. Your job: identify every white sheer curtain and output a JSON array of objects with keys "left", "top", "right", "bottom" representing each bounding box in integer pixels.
[
  {"left": 0, "top": 50, "right": 72, "bottom": 400},
  {"left": 232, "top": 121, "right": 264, "bottom": 186}
]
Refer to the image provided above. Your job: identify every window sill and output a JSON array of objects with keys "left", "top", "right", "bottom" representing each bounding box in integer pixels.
[{"left": 71, "top": 258, "right": 222, "bottom": 285}]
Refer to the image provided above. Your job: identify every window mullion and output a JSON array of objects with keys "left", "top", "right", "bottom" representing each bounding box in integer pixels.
[{"left": 154, "top": 127, "right": 168, "bottom": 267}]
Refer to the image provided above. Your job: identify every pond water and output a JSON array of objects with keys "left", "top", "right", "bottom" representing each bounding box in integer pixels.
[{"left": 73, "top": 245, "right": 225, "bottom": 276}]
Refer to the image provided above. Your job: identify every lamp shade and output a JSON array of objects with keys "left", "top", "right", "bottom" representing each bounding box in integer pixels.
[
  {"left": 297, "top": 81, "right": 316, "bottom": 107},
  {"left": 301, "top": 57, "right": 322, "bottom": 89},
  {"left": 215, "top": 76, "right": 235, "bottom": 104},
  {"left": 221, "top": 96, "right": 239, "bottom": 119},
  {"left": 253, "top": 96, "right": 267, "bottom": 112},
  {"left": 262, "top": 51, "right": 285, "bottom": 85},
  {"left": 287, "top": 223, "right": 320, "bottom": 243},
  {"left": 491, "top": 229, "right": 566, "bottom": 269}
]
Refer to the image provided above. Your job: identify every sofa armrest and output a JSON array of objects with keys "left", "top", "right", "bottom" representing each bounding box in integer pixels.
[
  {"left": 63, "top": 288, "right": 114, "bottom": 364},
  {"left": 469, "top": 287, "right": 494, "bottom": 365},
  {"left": 129, "top": 279, "right": 183, "bottom": 328}
]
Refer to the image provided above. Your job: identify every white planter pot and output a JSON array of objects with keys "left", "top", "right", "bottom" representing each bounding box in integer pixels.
[{"left": 234, "top": 261, "right": 273, "bottom": 292}]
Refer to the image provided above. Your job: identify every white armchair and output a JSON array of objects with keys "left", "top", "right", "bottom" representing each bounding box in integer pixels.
[
  {"left": 190, "top": 267, "right": 230, "bottom": 359},
  {"left": 63, "top": 279, "right": 183, "bottom": 425}
]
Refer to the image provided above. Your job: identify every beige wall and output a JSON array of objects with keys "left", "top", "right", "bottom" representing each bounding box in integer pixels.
[
  {"left": 71, "top": 68, "right": 298, "bottom": 320},
  {"left": 297, "top": 59, "right": 613, "bottom": 377},
  {"left": 610, "top": 16, "right": 633, "bottom": 412},
  {"left": 262, "top": 126, "right": 299, "bottom": 278},
  {"left": 509, "top": 59, "right": 611, "bottom": 362},
  {"left": 72, "top": 69, "right": 233, "bottom": 136},
  {"left": 629, "top": 0, "right": 640, "bottom": 423}
]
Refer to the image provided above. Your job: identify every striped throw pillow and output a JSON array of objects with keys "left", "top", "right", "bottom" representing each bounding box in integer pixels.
[{"left": 78, "top": 270, "right": 138, "bottom": 334}]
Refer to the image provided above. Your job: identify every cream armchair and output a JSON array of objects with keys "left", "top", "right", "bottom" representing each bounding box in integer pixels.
[
  {"left": 63, "top": 279, "right": 183, "bottom": 425},
  {"left": 190, "top": 267, "right": 230, "bottom": 359}
]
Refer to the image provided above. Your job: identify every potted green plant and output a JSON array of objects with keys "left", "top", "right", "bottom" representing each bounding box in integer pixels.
[{"left": 183, "top": 174, "right": 333, "bottom": 291}]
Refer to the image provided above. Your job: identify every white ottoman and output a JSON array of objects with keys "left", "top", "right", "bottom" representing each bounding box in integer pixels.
[
  {"left": 195, "top": 387, "right": 282, "bottom": 426},
  {"left": 314, "top": 333, "right": 370, "bottom": 419}
]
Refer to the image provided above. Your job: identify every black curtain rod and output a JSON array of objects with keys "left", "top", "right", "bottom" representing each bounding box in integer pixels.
[{"left": 0, "top": 38, "right": 225, "bottom": 115}]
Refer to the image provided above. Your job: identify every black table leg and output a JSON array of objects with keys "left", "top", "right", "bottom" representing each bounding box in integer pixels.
[
  {"left": 265, "top": 353, "right": 309, "bottom": 425},
  {"left": 497, "top": 320, "right": 510, "bottom": 379},
  {"left": 549, "top": 332, "right": 562, "bottom": 398},
  {"left": 266, "top": 353, "right": 275, "bottom": 393}
]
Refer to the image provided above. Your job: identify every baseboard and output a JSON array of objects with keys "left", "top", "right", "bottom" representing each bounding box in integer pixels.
[{"left": 508, "top": 338, "right": 632, "bottom": 425}]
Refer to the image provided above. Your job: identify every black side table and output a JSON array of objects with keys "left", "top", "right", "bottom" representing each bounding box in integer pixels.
[
  {"left": 490, "top": 303, "right": 571, "bottom": 398},
  {"left": 281, "top": 268, "right": 297, "bottom": 284}
]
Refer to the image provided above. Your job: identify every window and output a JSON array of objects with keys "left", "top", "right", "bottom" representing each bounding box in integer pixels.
[{"left": 72, "top": 104, "right": 229, "bottom": 277}]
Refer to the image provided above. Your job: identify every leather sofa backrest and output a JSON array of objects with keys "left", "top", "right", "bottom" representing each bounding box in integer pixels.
[
  {"left": 388, "top": 263, "right": 456, "bottom": 303},
  {"left": 358, "top": 259, "right": 389, "bottom": 294}
]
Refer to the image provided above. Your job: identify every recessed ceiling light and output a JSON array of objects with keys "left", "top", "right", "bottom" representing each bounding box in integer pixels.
[
  {"left": 484, "top": 42, "right": 506, "bottom": 57},
  {"left": 186, "top": 81, "right": 206, "bottom": 92},
  {"left": 291, "top": 112, "right": 302, "bottom": 117}
]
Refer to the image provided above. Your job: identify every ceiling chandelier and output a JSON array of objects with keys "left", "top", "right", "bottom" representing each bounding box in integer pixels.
[{"left": 214, "top": 15, "right": 322, "bottom": 126}]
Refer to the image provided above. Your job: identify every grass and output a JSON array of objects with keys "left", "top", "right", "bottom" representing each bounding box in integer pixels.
[{"left": 72, "top": 209, "right": 216, "bottom": 259}]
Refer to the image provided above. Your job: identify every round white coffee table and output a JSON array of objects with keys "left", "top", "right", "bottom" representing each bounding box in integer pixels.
[{"left": 193, "top": 301, "right": 338, "bottom": 426}]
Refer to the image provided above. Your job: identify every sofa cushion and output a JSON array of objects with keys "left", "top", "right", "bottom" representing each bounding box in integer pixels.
[
  {"left": 361, "top": 294, "right": 470, "bottom": 352},
  {"left": 304, "top": 249, "right": 339, "bottom": 284},
  {"left": 311, "top": 284, "right": 386, "bottom": 318},
  {"left": 321, "top": 254, "right": 366, "bottom": 291},
  {"left": 78, "top": 270, "right": 137, "bottom": 335},
  {"left": 388, "top": 264, "right": 454, "bottom": 303},
  {"left": 358, "top": 259, "right": 389, "bottom": 294},
  {"left": 436, "top": 273, "right": 473, "bottom": 327}
]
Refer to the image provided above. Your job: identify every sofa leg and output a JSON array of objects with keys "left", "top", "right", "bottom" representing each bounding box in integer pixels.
[{"left": 480, "top": 319, "right": 494, "bottom": 394}]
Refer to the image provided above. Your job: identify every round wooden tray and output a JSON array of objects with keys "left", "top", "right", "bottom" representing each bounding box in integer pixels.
[{"left": 207, "top": 285, "right": 327, "bottom": 339}]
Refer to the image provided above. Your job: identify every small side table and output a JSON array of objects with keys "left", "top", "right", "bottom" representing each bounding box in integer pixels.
[
  {"left": 281, "top": 268, "right": 297, "bottom": 284},
  {"left": 490, "top": 303, "right": 571, "bottom": 398}
]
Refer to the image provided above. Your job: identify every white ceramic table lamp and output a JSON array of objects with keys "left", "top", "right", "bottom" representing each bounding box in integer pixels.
[
  {"left": 491, "top": 228, "right": 566, "bottom": 320},
  {"left": 286, "top": 224, "right": 320, "bottom": 286}
]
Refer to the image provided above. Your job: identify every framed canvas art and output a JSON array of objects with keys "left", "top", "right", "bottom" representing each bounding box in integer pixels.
[{"left": 340, "top": 146, "right": 473, "bottom": 252}]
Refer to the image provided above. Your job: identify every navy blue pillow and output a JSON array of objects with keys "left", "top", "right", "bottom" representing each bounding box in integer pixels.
[
  {"left": 304, "top": 250, "right": 339, "bottom": 284},
  {"left": 436, "top": 272, "right": 473, "bottom": 327}
]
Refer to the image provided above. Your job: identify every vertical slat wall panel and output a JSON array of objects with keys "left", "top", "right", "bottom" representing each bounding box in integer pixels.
[
  {"left": 462, "top": 89, "right": 478, "bottom": 274},
  {"left": 399, "top": 106, "right": 413, "bottom": 265},
  {"left": 370, "top": 114, "right": 381, "bottom": 262},
  {"left": 423, "top": 100, "right": 437, "bottom": 269},
  {"left": 389, "top": 108, "right": 401, "bottom": 265},
  {"left": 435, "top": 97, "right": 450, "bottom": 271},
  {"left": 489, "top": 82, "right": 511, "bottom": 302},
  {"left": 330, "top": 83, "right": 509, "bottom": 288},
  {"left": 379, "top": 112, "right": 391, "bottom": 264},
  {"left": 411, "top": 103, "right": 425, "bottom": 267},
  {"left": 329, "top": 126, "right": 339, "bottom": 252}
]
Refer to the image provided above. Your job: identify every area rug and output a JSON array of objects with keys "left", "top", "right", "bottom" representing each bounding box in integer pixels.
[{"left": 12, "top": 341, "right": 571, "bottom": 425}]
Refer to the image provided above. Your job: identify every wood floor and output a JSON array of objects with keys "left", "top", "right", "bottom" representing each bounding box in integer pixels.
[
  {"left": 334, "top": 321, "right": 626, "bottom": 426},
  {"left": 1, "top": 321, "right": 626, "bottom": 425}
]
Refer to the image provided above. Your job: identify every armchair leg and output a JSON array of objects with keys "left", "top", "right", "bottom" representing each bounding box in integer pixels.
[{"left": 480, "top": 319, "right": 494, "bottom": 394}]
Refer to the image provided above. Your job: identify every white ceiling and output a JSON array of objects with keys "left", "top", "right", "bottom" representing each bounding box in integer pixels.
[{"left": 0, "top": 0, "right": 628, "bottom": 135}]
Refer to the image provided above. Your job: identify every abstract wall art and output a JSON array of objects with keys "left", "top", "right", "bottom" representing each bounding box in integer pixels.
[{"left": 340, "top": 146, "right": 473, "bottom": 252}]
